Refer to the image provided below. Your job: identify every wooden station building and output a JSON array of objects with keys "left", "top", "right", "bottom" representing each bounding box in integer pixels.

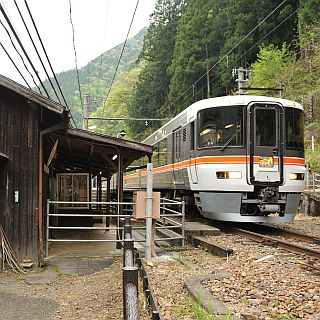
[{"left": 0, "top": 75, "right": 153, "bottom": 265}]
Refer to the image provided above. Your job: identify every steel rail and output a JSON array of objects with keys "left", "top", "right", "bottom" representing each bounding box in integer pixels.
[
  {"left": 232, "top": 228, "right": 320, "bottom": 259},
  {"left": 256, "top": 226, "right": 320, "bottom": 244}
]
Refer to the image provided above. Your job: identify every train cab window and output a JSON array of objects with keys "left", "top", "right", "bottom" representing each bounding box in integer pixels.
[
  {"left": 198, "top": 106, "right": 243, "bottom": 148},
  {"left": 255, "top": 109, "right": 277, "bottom": 147},
  {"left": 285, "top": 108, "right": 304, "bottom": 150}
]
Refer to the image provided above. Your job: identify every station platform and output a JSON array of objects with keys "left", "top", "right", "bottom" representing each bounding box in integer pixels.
[{"left": 184, "top": 221, "right": 220, "bottom": 236}]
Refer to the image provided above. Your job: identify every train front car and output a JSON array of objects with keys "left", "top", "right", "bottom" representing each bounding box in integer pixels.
[{"left": 191, "top": 96, "right": 305, "bottom": 222}]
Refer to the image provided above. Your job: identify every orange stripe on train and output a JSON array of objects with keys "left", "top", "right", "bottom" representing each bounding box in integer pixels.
[{"left": 124, "top": 156, "right": 305, "bottom": 179}]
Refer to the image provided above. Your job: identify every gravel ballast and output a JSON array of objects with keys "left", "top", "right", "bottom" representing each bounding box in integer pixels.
[{"left": 145, "top": 214, "right": 320, "bottom": 319}]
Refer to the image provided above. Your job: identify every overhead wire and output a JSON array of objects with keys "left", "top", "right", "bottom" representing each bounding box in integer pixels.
[
  {"left": 24, "top": 0, "right": 69, "bottom": 108},
  {"left": 0, "top": 2, "right": 50, "bottom": 97},
  {"left": 23, "top": 0, "right": 77, "bottom": 127},
  {"left": 94, "top": 0, "right": 110, "bottom": 104},
  {"left": 68, "top": 0, "right": 84, "bottom": 117},
  {"left": 0, "top": 18, "right": 41, "bottom": 92},
  {"left": 101, "top": 0, "right": 140, "bottom": 118},
  {"left": 0, "top": 42, "right": 31, "bottom": 88},
  {"left": 155, "top": 0, "right": 288, "bottom": 118},
  {"left": 208, "top": 8, "right": 299, "bottom": 91},
  {"left": 13, "top": 0, "right": 61, "bottom": 104}
]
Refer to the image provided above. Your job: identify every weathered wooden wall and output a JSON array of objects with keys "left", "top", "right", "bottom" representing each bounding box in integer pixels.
[{"left": 0, "top": 87, "right": 39, "bottom": 262}]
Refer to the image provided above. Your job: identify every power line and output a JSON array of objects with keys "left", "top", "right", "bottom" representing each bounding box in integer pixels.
[
  {"left": 204, "top": 8, "right": 299, "bottom": 97},
  {"left": 0, "top": 18, "right": 41, "bottom": 92},
  {"left": 94, "top": 0, "right": 110, "bottom": 101},
  {"left": 0, "top": 2, "right": 50, "bottom": 97},
  {"left": 156, "top": 0, "right": 288, "bottom": 118},
  {"left": 68, "top": 0, "right": 84, "bottom": 116},
  {"left": 0, "top": 42, "right": 31, "bottom": 88},
  {"left": 24, "top": 0, "right": 69, "bottom": 109},
  {"left": 23, "top": 1, "right": 76, "bottom": 127},
  {"left": 13, "top": 0, "right": 61, "bottom": 103},
  {"left": 101, "top": 0, "right": 140, "bottom": 117}
]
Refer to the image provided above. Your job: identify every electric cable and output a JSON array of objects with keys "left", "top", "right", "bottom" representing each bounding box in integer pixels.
[
  {"left": 202, "top": 8, "right": 299, "bottom": 99},
  {"left": 0, "top": 18, "right": 41, "bottom": 92},
  {"left": 24, "top": 0, "right": 69, "bottom": 108},
  {"left": 0, "top": 2, "right": 50, "bottom": 97},
  {"left": 94, "top": 0, "right": 110, "bottom": 103},
  {"left": 0, "top": 41, "right": 31, "bottom": 89},
  {"left": 68, "top": 0, "right": 84, "bottom": 117},
  {"left": 101, "top": 0, "right": 140, "bottom": 118},
  {"left": 14, "top": 0, "right": 62, "bottom": 104},
  {"left": 23, "top": 0, "right": 77, "bottom": 127}
]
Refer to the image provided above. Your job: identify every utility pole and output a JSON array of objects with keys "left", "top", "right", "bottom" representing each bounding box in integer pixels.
[
  {"left": 232, "top": 67, "right": 250, "bottom": 95},
  {"left": 83, "top": 94, "right": 91, "bottom": 130}
]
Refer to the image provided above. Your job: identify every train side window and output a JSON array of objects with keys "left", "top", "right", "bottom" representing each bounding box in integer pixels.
[
  {"left": 190, "top": 121, "right": 195, "bottom": 150},
  {"left": 285, "top": 108, "right": 304, "bottom": 150}
]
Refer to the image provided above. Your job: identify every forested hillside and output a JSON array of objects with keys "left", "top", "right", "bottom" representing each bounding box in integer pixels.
[
  {"left": 48, "top": 0, "right": 320, "bottom": 158},
  {"left": 42, "top": 27, "right": 147, "bottom": 125},
  {"left": 127, "top": 0, "right": 302, "bottom": 137}
]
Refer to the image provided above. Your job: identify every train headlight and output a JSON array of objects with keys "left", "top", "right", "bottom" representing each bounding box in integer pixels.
[
  {"left": 289, "top": 173, "right": 305, "bottom": 180},
  {"left": 216, "top": 171, "right": 242, "bottom": 179}
]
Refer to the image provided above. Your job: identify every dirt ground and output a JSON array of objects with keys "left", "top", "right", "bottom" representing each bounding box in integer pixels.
[{"left": 0, "top": 257, "right": 151, "bottom": 320}]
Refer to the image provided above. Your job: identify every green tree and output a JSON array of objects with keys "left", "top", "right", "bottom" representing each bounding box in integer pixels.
[
  {"left": 248, "top": 44, "right": 296, "bottom": 97},
  {"left": 168, "top": 0, "right": 299, "bottom": 113},
  {"left": 89, "top": 67, "right": 141, "bottom": 140},
  {"left": 128, "top": 0, "right": 185, "bottom": 136}
]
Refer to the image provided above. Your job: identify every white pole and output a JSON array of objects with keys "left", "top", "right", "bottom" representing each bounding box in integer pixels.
[
  {"left": 312, "top": 135, "right": 315, "bottom": 152},
  {"left": 145, "top": 163, "right": 153, "bottom": 259}
]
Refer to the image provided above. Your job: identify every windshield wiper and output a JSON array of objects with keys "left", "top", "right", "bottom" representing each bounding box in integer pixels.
[{"left": 220, "top": 127, "right": 241, "bottom": 151}]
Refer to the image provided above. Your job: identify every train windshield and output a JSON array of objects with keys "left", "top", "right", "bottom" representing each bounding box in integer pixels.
[
  {"left": 198, "top": 106, "right": 244, "bottom": 148},
  {"left": 285, "top": 108, "right": 304, "bottom": 150}
]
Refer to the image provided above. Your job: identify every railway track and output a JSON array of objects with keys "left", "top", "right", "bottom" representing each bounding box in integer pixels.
[
  {"left": 241, "top": 224, "right": 320, "bottom": 245},
  {"left": 230, "top": 227, "right": 320, "bottom": 260},
  {"left": 180, "top": 216, "right": 320, "bottom": 271},
  {"left": 156, "top": 215, "right": 320, "bottom": 271}
]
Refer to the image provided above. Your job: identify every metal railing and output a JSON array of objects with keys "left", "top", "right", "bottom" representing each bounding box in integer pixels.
[
  {"left": 45, "top": 198, "right": 184, "bottom": 320},
  {"left": 45, "top": 198, "right": 186, "bottom": 257},
  {"left": 158, "top": 198, "right": 185, "bottom": 246},
  {"left": 45, "top": 200, "right": 133, "bottom": 257}
]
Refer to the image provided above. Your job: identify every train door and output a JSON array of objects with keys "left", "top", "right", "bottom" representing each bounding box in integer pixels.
[
  {"left": 189, "top": 120, "right": 198, "bottom": 183},
  {"left": 173, "top": 128, "right": 184, "bottom": 185},
  {"left": 247, "top": 103, "right": 283, "bottom": 185}
]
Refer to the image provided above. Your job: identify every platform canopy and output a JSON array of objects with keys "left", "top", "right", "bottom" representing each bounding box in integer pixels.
[{"left": 46, "top": 127, "right": 153, "bottom": 176}]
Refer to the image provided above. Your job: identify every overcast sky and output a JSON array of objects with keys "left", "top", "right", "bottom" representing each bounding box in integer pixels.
[{"left": 0, "top": 0, "right": 156, "bottom": 86}]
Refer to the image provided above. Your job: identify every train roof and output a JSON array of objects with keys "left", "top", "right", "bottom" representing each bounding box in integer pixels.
[{"left": 143, "top": 95, "right": 303, "bottom": 144}]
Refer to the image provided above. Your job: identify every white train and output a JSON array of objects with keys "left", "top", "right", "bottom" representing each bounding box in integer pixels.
[{"left": 125, "top": 96, "right": 306, "bottom": 222}]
